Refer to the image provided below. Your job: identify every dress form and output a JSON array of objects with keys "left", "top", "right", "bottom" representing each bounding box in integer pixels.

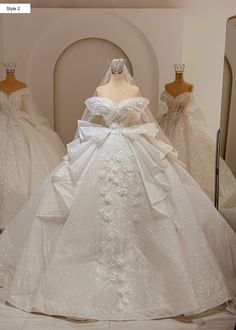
[
  {"left": 0, "top": 63, "right": 26, "bottom": 95},
  {"left": 96, "top": 59, "right": 139, "bottom": 102},
  {"left": 165, "top": 64, "right": 193, "bottom": 98}
]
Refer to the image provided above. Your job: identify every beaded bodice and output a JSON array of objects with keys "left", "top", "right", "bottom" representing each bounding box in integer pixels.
[
  {"left": 85, "top": 96, "right": 149, "bottom": 128},
  {"left": 0, "top": 88, "right": 29, "bottom": 114},
  {"left": 160, "top": 91, "right": 193, "bottom": 119}
]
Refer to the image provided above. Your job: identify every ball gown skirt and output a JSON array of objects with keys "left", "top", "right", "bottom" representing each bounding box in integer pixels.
[
  {"left": 0, "top": 88, "right": 66, "bottom": 228},
  {"left": 158, "top": 91, "right": 236, "bottom": 231},
  {"left": 0, "top": 96, "right": 235, "bottom": 321}
]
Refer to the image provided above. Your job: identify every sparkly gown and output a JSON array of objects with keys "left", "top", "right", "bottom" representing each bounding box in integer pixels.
[
  {"left": 0, "top": 88, "right": 65, "bottom": 228},
  {"left": 158, "top": 91, "right": 236, "bottom": 229},
  {"left": 0, "top": 96, "right": 236, "bottom": 321}
]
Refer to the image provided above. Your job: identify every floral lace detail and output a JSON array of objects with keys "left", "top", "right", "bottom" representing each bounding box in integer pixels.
[
  {"left": 159, "top": 91, "right": 193, "bottom": 122},
  {"left": 0, "top": 89, "right": 29, "bottom": 114},
  {"left": 95, "top": 132, "right": 149, "bottom": 313},
  {"left": 0, "top": 100, "right": 19, "bottom": 114},
  {"left": 85, "top": 96, "right": 149, "bottom": 128},
  {"left": 160, "top": 91, "right": 193, "bottom": 107}
]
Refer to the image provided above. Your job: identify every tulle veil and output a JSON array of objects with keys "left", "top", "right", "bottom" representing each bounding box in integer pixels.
[{"left": 78, "top": 58, "right": 172, "bottom": 145}]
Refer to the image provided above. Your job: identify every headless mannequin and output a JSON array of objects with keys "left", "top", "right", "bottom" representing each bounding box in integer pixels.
[
  {"left": 0, "top": 63, "right": 27, "bottom": 95},
  {"left": 96, "top": 59, "right": 140, "bottom": 103},
  {"left": 165, "top": 64, "right": 193, "bottom": 98}
]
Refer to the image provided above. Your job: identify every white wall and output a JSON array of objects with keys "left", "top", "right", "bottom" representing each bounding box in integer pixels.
[
  {"left": 54, "top": 39, "right": 133, "bottom": 143},
  {"left": 38, "top": 0, "right": 236, "bottom": 137},
  {"left": 1, "top": 9, "right": 183, "bottom": 135},
  {"left": 1, "top": 0, "right": 236, "bottom": 137},
  {"left": 182, "top": 0, "right": 236, "bottom": 137}
]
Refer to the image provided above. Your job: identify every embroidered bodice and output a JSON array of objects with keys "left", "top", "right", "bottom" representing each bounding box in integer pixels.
[
  {"left": 161, "top": 91, "right": 192, "bottom": 109},
  {"left": 160, "top": 91, "right": 193, "bottom": 118},
  {"left": 0, "top": 88, "right": 30, "bottom": 114},
  {"left": 0, "top": 87, "right": 54, "bottom": 133},
  {"left": 85, "top": 96, "right": 149, "bottom": 128}
]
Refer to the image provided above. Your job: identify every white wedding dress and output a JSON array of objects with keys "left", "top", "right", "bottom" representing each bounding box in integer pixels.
[
  {"left": 0, "top": 88, "right": 65, "bottom": 228},
  {"left": 158, "top": 91, "right": 236, "bottom": 229},
  {"left": 0, "top": 95, "right": 236, "bottom": 321}
]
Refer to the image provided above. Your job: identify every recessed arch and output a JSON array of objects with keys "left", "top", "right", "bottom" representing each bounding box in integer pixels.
[
  {"left": 54, "top": 37, "right": 133, "bottom": 143},
  {"left": 26, "top": 10, "right": 159, "bottom": 128}
]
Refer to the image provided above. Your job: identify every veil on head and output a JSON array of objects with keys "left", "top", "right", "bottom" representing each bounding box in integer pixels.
[
  {"left": 80, "top": 58, "right": 172, "bottom": 145},
  {"left": 81, "top": 58, "right": 135, "bottom": 122}
]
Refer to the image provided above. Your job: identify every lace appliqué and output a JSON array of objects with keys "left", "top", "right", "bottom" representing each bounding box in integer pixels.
[
  {"left": 0, "top": 93, "right": 21, "bottom": 114},
  {"left": 158, "top": 91, "right": 193, "bottom": 121},
  {"left": 95, "top": 132, "right": 148, "bottom": 313},
  {"left": 85, "top": 96, "right": 149, "bottom": 129}
]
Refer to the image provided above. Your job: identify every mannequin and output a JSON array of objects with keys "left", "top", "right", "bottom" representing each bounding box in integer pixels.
[
  {"left": 165, "top": 64, "right": 193, "bottom": 98},
  {"left": 0, "top": 62, "right": 66, "bottom": 230},
  {"left": 0, "top": 62, "right": 26, "bottom": 95},
  {"left": 96, "top": 58, "right": 140, "bottom": 102}
]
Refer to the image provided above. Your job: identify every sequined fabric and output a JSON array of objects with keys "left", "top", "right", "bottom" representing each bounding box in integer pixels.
[
  {"left": 0, "top": 96, "right": 236, "bottom": 320},
  {"left": 0, "top": 88, "right": 65, "bottom": 228},
  {"left": 158, "top": 91, "right": 236, "bottom": 210}
]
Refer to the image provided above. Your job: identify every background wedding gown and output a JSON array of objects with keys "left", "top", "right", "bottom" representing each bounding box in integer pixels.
[
  {"left": 0, "top": 88, "right": 65, "bottom": 228},
  {"left": 0, "top": 95, "right": 236, "bottom": 321},
  {"left": 158, "top": 91, "right": 236, "bottom": 231}
]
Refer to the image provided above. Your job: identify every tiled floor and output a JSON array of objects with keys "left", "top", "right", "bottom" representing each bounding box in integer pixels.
[{"left": 0, "top": 289, "right": 235, "bottom": 330}]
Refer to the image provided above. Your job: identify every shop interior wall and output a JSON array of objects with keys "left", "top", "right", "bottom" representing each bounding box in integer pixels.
[{"left": 1, "top": 0, "right": 236, "bottom": 137}]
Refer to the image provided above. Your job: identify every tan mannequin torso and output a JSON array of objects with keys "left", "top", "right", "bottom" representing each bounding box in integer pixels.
[
  {"left": 165, "top": 72, "right": 193, "bottom": 98},
  {"left": 96, "top": 73, "right": 140, "bottom": 103},
  {"left": 0, "top": 72, "right": 27, "bottom": 95}
]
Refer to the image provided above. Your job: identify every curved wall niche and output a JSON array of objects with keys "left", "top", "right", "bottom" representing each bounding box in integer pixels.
[
  {"left": 1, "top": 9, "right": 184, "bottom": 141},
  {"left": 54, "top": 38, "right": 133, "bottom": 143},
  {"left": 221, "top": 18, "right": 236, "bottom": 176},
  {"left": 220, "top": 57, "right": 232, "bottom": 159},
  {"left": 25, "top": 11, "right": 159, "bottom": 132}
]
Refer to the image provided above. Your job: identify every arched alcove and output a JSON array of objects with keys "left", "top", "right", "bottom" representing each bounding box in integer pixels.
[
  {"left": 220, "top": 56, "right": 232, "bottom": 159},
  {"left": 54, "top": 38, "right": 133, "bottom": 143},
  {"left": 222, "top": 18, "right": 236, "bottom": 176},
  {"left": 26, "top": 11, "right": 159, "bottom": 132}
]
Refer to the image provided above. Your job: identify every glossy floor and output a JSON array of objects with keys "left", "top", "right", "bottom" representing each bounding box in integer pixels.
[{"left": 0, "top": 289, "right": 235, "bottom": 330}]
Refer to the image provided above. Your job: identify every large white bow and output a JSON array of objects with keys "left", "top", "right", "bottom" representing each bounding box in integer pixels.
[
  {"left": 77, "top": 120, "right": 180, "bottom": 226},
  {"left": 78, "top": 120, "right": 157, "bottom": 142},
  {"left": 38, "top": 120, "right": 181, "bottom": 228}
]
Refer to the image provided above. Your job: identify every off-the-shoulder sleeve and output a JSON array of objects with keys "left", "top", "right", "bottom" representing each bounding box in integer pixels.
[
  {"left": 85, "top": 97, "right": 113, "bottom": 116},
  {"left": 22, "top": 94, "right": 50, "bottom": 129},
  {"left": 157, "top": 101, "right": 168, "bottom": 118},
  {"left": 134, "top": 97, "right": 150, "bottom": 112}
]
